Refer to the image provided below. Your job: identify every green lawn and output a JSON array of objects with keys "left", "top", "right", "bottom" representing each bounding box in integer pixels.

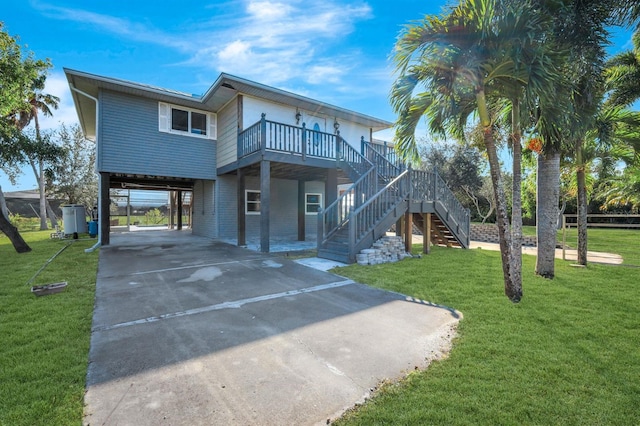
[
  {"left": 1, "top": 228, "right": 638, "bottom": 425},
  {"left": 333, "top": 229, "right": 640, "bottom": 425},
  {"left": 0, "top": 232, "right": 98, "bottom": 426}
]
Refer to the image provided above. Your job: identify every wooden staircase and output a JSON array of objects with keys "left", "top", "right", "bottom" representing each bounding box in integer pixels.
[
  {"left": 317, "top": 140, "right": 469, "bottom": 263},
  {"left": 412, "top": 213, "right": 463, "bottom": 248}
]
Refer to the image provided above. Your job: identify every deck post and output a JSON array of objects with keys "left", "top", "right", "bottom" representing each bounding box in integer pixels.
[
  {"left": 100, "top": 172, "right": 110, "bottom": 246},
  {"left": 260, "top": 113, "right": 267, "bottom": 155},
  {"left": 298, "top": 180, "right": 306, "bottom": 241},
  {"left": 237, "top": 95, "right": 244, "bottom": 156},
  {"left": 176, "top": 190, "right": 183, "bottom": 230},
  {"left": 424, "top": 213, "right": 432, "bottom": 254},
  {"left": 325, "top": 168, "right": 338, "bottom": 232},
  {"left": 169, "top": 191, "right": 176, "bottom": 229},
  {"left": 237, "top": 168, "right": 246, "bottom": 246},
  {"left": 404, "top": 211, "right": 413, "bottom": 252},
  {"left": 260, "top": 160, "right": 271, "bottom": 253},
  {"left": 301, "top": 122, "right": 307, "bottom": 161}
]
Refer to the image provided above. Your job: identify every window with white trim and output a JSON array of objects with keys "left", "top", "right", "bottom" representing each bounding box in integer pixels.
[
  {"left": 158, "top": 102, "right": 217, "bottom": 139},
  {"left": 305, "top": 193, "right": 322, "bottom": 214},
  {"left": 246, "top": 190, "right": 261, "bottom": 215}
]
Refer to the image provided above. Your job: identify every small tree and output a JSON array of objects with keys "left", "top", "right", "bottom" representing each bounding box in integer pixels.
[
  {"left": 49, "top": 123, "right": 97, "bottom": 209},
  {"left": 144, "top": 208, "right": 165, "bottom": 225}
]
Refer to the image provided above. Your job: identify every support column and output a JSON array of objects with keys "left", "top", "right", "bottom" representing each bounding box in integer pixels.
[
  {"left": 260, "top": 160, "right": 271, "bottom": 253},
  {"left": 423, "top": 213, "right": 432, "bottom": 254},
  {"left": 298, "top": 180, "right": 306, "bottom": 241},
  {"left": 397, "top": 216, "right": 404, "bottom": 238},
  {"left": 99, "top": 172, "right": 110, "bottom": 246},
  {"left": 237, "top": 169, "right": 246, "bottom": 246},
  {"left": 325, "top": 168, "right": 338, "bottom": 230},
  {"left": 169, "top": 191, "right": 175, "bottom": 229},
  {"left": 176, "top": 190, "right": 183, "bottom": 230},
  {"left": 326, "top": 169, "right": 338, "bottom": 205},
  {"left": 404, "top": 212, "right": 413, "bottom": 252}
]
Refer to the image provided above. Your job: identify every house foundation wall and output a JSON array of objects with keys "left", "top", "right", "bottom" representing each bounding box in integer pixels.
[
  {"left": 191, "top": 179, "right": 217, "bottom": 239},
  {"left": 217, "top": 174, "right": 322, "bottom": 243}
]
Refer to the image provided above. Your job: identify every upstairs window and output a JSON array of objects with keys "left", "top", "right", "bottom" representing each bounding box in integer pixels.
[{"left": 159, "top": 102, "right": 217, "bottom": 139}]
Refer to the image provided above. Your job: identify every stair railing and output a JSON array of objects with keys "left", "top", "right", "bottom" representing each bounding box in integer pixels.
[
  {"left": 360, "top": 138, "right": 403, "bottom": 184},
  {"left": 410, "top": 169, "right": 470, "bottom": 247},
  {"left": 347, "top": 169, "right": 411, "bottom": 257},
  {"left": 337, "top": 136, "right": 372, "bottom": 181},
  {"left": 318, "top": 165, "right": 377, "bottom": 247}
]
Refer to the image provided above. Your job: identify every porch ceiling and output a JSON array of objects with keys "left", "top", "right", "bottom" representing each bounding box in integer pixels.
[
  {"left": 238, "top": 163, "right": 351, "bottom": 184},
  {"left": 108, "top": 173, "right": 195, "bottom": 191}
]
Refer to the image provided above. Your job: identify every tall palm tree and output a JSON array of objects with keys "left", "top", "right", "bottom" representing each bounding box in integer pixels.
[
  {"left": 558, "top": 1, "right": 612, "bottom": 266},
  {"left": 391, "top": 0, "right": 558, "bottom": 302},
  {"left": 11, "top": 75, "right": 60, "bottom": 230},
  {"left": 533, "top": 98, "right": 570, "bottom": 278}
]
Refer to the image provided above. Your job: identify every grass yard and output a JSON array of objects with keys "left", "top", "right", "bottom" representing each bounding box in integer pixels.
[
  {"left": 0, "top": 232, "right": 99, "bottom": 426},
  {"left": 333, "top": 229, "right": 640, "bottom": 425},
  {"left": 0, "top": 228, "right": 637, "bottom": 425}
]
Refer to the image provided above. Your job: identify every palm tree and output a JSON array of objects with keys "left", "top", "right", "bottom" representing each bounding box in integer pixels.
[
  {"left": 533, "top": 98, "right": 570, "bottom": 278},
  {"left": 599, "top": 164, "right": 640, "bottom": 211},
  {"left": 10, "top": 75, "right": 60, "bottom": 230},
  {"left": 605, "top": 31, "right": 640, "bottom": 108},
  {"left": 588, "top": 106, "right": 640, "bottom": 210},
  {"left": 557, "top": 1, "right": 613, "bottom": 266},
  {"left": 390, "top": 0, "right": 558, "bottom": 302}
]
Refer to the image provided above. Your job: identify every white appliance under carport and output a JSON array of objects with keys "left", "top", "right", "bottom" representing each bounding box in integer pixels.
[{"left": 61, "top": 204, "right": 88, "bottom": 236}]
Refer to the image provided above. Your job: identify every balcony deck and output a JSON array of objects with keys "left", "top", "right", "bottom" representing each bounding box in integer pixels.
[{"left": 217, "top": 116, "right": 350, "bottom": 181}]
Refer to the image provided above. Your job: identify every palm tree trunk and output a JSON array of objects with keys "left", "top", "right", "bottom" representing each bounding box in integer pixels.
[
  {"left": 46, "top": 199, "right": 58, "bottom": 228},
  {"left": 38, "top": 159, "right": 47, "bottom": 230},
  {"left": 576, "top": 139, "right": 588, "bottom": 265},
  {"left": 536, "top": 150, "right": 561, "bottom": 278},
  {"left": 33, "top": 113, "right": 48, "bottom": 231},
  {"left": 29, "top": 157, "right": 48, "bottom": 230},
  {"left": 477, "top": 91, "right": 519, "bottom": 302},
  {"left": 510, "top": 101, "right": 523, "bottom": 297}
]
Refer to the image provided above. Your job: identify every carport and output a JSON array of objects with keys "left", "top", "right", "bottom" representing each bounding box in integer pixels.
[
  {"left": 98, "top": 173, "right": 195, "bottom": 244},
  {"left": 84, "top": 230, "right": 460, "bottom": 425}
]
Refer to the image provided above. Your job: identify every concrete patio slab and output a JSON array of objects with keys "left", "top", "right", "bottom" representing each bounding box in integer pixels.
[{"left": 84, "top": 230, "right": 460, "bottom": 425}]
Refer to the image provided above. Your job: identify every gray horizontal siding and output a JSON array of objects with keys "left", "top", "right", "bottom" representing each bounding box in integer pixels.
[
  {"left": 217, "top": 99, "right": 238, "bottom": 168},
  {"left": 217, "top": 175, "right": 237, "bottom": 239},
  {"left": 191, "top": 179, "right": 217, "bottom": 239},
  {"left": 99, "top": 90, "right": 216, "bottom": 179},
  {"left": 217, "top": 175, "right": 322, "bottom": 241}
]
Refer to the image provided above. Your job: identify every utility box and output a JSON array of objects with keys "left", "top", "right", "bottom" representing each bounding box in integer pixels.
[{"left": 62, "top": 205, "right": 88, "bottom": 235}]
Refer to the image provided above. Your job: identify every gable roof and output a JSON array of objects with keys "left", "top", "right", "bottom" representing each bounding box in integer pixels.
[{"left": 64, "top": 68, "right": 393, "bottom": 139}]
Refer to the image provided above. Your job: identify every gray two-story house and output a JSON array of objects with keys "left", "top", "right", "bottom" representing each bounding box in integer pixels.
[{"left": 65, "top": 69, "right": 469, "bottom": 263}]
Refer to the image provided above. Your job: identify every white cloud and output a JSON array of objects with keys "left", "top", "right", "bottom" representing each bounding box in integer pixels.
[
  {"left": 185, "top": 0, "right": 374, "bottom": 86},
  {"left": 218, "top": 40, "right": 253, "bottom": 63},
  {"left": 32, "top": 1, "right": 189, "bottom": 50},
  {"left": 32, "top": 0, "right": 375, "bottom": 89},
  {"left": 246, "top": 1, "right": 293, "bottom": 20},
  {"left": 306, "top": 65, "right": 344, "bottom": 84}
]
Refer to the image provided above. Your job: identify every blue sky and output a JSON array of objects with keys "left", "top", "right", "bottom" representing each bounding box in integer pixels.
[{"left": 1, "top": 0, "right": 635, "bottom": 191}]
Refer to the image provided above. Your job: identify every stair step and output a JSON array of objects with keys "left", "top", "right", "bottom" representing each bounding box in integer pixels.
[
  {"left": 317, "top": 249, "right": 350, "bottom": 264},
  {"left": 323, "top": 241, "right": 348, "bottom": 251}
]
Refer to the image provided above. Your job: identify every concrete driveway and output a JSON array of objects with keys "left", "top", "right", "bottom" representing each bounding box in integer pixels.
[{"left": 84, "top": 231, "right": 460, "bottom": 426}]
